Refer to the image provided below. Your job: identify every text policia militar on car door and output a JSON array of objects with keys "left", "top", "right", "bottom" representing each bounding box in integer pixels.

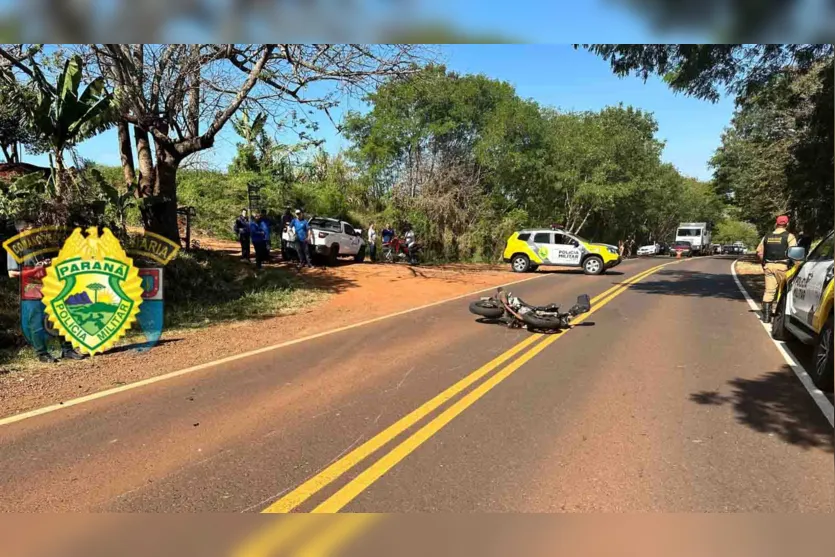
[{"left": 551, "top": 232, "right": 583, "bottom": 266}]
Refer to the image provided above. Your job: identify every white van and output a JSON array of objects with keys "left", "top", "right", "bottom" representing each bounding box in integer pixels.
[{"left": 675, "top": 223, "right": 711, "bottom": 255}]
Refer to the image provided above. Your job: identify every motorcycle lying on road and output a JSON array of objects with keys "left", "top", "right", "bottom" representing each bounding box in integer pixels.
[{"left": 469, "top": 288, "right": 591, "bottom": 331}]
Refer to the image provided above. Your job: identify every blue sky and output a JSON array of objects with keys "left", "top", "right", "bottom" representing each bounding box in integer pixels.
[{"left": 23, "top": 44, "right": 735, "bottom": 181}]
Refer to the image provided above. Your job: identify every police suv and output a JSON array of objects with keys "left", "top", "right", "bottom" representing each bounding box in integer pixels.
[
  {"left": 771, "top": 230, "right": 834, "bottom": 391},
  {"left": 502, "top": 227, "right": 621, "bottom": 275}
]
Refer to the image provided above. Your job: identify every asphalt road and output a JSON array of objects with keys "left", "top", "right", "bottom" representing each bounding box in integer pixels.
[{"left": 0, "top": 256, "right": 832, "bottom": 515}]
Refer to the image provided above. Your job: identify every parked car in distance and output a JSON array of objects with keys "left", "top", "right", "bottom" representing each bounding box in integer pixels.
[
  {"left": 670, "top": 240, "right": 693, "bottom": 257},
  {"left": 721, "top": 244, "right": 743, "bottom": 255},
  {"left": 637, "top": 244, "right": 659, "bottom": 256},
  {"left": 282, "top": 216, "right": 366, "bottom": 265}
]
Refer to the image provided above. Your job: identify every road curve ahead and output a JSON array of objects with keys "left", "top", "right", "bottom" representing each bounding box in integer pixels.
[{"left": 0, "top": 256, "right": 831, "bottom": 513}]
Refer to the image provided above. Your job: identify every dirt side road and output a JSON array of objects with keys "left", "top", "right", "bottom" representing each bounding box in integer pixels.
[{"left": 0, "top": 260, "right": 536, "bottom": 417}]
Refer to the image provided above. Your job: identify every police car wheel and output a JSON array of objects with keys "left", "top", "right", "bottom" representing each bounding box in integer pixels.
[
  {"left": 511, "top": 254, "right": 530, "bottom": 273},
  {"left": 583, "top": 256, "right": 603, "bottom": 275},
  {"left": 812, "top": 317, "right": 834, "bottom": 392}
]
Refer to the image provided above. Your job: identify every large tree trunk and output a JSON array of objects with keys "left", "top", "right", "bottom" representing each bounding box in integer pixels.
[
  {"left": 134, "top": 126, "right": 155, "bottom": 198},
  {"left": 53, "top": 150, "right": 66, "bottom": 196},
  {"left": 147, "top": 146, "right": 182, "bottom": 244},
  {"left": 117, "top": 120, "right": 136, "bottom": 190}
]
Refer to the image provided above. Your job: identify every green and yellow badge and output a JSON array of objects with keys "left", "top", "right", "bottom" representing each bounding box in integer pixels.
[{"left": 42, "top": 227, "right": 144, "bottom": 355}]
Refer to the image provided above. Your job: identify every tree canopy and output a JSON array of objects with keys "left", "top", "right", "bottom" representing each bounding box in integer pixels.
[
  {"left": 585, "top": 44, "right": 834, "bottom": 238},
  {"left": 344, "top": 65, "right": 720, "bottom": 259}
]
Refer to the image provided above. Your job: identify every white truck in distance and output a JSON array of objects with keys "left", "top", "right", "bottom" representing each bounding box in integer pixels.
[{"left": 675, "top": 223, "right": 711, "bottom": 255}]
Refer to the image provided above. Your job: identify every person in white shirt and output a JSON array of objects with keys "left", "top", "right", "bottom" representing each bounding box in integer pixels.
[
  {"left": 367, "top": 223, "right": 377, "bottom": 262},
  {"left": 404, "top": 224, "right": 418, "bottom": 264}
]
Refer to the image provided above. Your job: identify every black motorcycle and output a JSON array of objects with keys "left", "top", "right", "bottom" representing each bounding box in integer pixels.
[{"left": 469, "top": 288, "right": 591, "bottom": 331}]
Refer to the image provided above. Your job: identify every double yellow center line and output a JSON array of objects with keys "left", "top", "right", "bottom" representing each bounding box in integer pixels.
[{"left": 262, "top": 261, "right": 674, "bottom": 514}]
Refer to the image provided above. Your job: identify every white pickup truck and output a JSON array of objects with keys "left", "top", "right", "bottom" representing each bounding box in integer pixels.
[{"left": 282, "top": 217, "right": 366, "bottom": 265}]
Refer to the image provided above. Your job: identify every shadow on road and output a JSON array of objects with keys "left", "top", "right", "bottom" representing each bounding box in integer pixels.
[
  {"left": 616, "top": 269, "right": 746, "bottom": 301},
  {"left": 690, "top": 365, "right": 834, "bottom": 452}
]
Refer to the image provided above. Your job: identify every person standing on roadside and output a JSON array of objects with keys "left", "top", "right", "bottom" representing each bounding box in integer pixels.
[
  {"left": 234, "top": 209, "right": 250, "bottom": 261},
  {"left": 757, "top": 215, "right": 797, "bottom": 323},
  {"left": 381, "top": 223, "right": 395, "bottom": 245},
  {"left": 292, "top": 209, "right": 313, "bottom": 268},
  {"left": 263, "top": 210, "right": 275, "bottom": 258},
  {"left": 367, "top": 222, "right": 377, "bottom": 262},
  {"left": 250, "top": 209, "right": 270, "bottom": 269},
  {"left": 280, "top": 207, "right": 293, "bottom": 261}
]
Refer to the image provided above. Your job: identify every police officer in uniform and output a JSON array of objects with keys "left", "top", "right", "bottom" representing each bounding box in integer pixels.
[{"left": 756, "top": 215, "right": 797, "bottom": 323}]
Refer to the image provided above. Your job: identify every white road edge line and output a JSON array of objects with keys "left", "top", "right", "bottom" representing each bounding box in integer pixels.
[
  {"left": 0, "top": 272, "right": 551, "bottom": 427},
  {"left": 729, "top": 258, "right": 834, "bottom": 427}
]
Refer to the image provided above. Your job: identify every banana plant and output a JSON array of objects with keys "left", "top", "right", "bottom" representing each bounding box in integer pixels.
[
  {"left": 232, "top": 109, "right": 267, "bottom": 145},
  {"left": 22, "top": 54, "right": 115, "bottom": 195}
]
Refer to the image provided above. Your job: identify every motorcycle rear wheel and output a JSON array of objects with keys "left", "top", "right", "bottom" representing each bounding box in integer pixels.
[{"left": 469, "top": 300, "right": 504, "bottom": 319}]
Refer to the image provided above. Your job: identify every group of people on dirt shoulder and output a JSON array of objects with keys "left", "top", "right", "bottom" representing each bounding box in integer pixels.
[
  {"left": 234, "top": 207, "right": 315, "bottom": 270},
  {"left": 233, "top": 208, "right": 420, "bottom": 268},
  {"left": 367, "top": 222, "right": 418, "bottom": 264},
  {"left": 234, "top": 208, "right": 273, "bottom": 269}
]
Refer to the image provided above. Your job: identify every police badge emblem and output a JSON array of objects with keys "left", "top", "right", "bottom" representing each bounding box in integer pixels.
[{"left": 41, "top": 227, "right": 144, "bottom": 355}]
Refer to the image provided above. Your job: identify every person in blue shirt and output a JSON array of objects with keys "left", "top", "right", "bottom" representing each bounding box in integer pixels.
[
  {"left": 291, "top": 209, "right": 313, "bottom": 268},
  {"left": 250, "top": 210, "right": 271, "bottom": 269},
  {"left": 381, "top": 224, "right": 395, "bottom": 245}
]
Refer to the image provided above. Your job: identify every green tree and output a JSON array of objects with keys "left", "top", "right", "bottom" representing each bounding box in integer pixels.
[
  {"left": 345, "top": 65, "right": 712, "bottom": 258},
  {"left": 711, "top": 59, "right": 833, "bottom": 236},
  {"left": 0, "top": 87, "right": 37, "bottom": 163},
  {"left": 581, "top": 44, "right": 833, "bottom": 102},
  {"left": 713, "top": 219, "right": 759, "bottom": 247},
  {"left": 230, "top": 109, "right": 268, "bottom": 173},
  {"left": 87, "top": 282, "right": 106, "bottom": 304},
  {"left": 88, "top": 44, "right": 422, "bottom": 243},
  {"left": 584, "top": 44, "right": 833, "bottom": 238},
  {"left": 0, "top": 53, "right": 115, "bottom": 194}
]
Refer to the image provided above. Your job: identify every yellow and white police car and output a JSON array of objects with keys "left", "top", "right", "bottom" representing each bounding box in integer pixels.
[
  {"left": 502, "top": 227, "right": 621, "bottom": 275},
  {"left": 772, "top": 230, "right": 834, "bottom": 392}
]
